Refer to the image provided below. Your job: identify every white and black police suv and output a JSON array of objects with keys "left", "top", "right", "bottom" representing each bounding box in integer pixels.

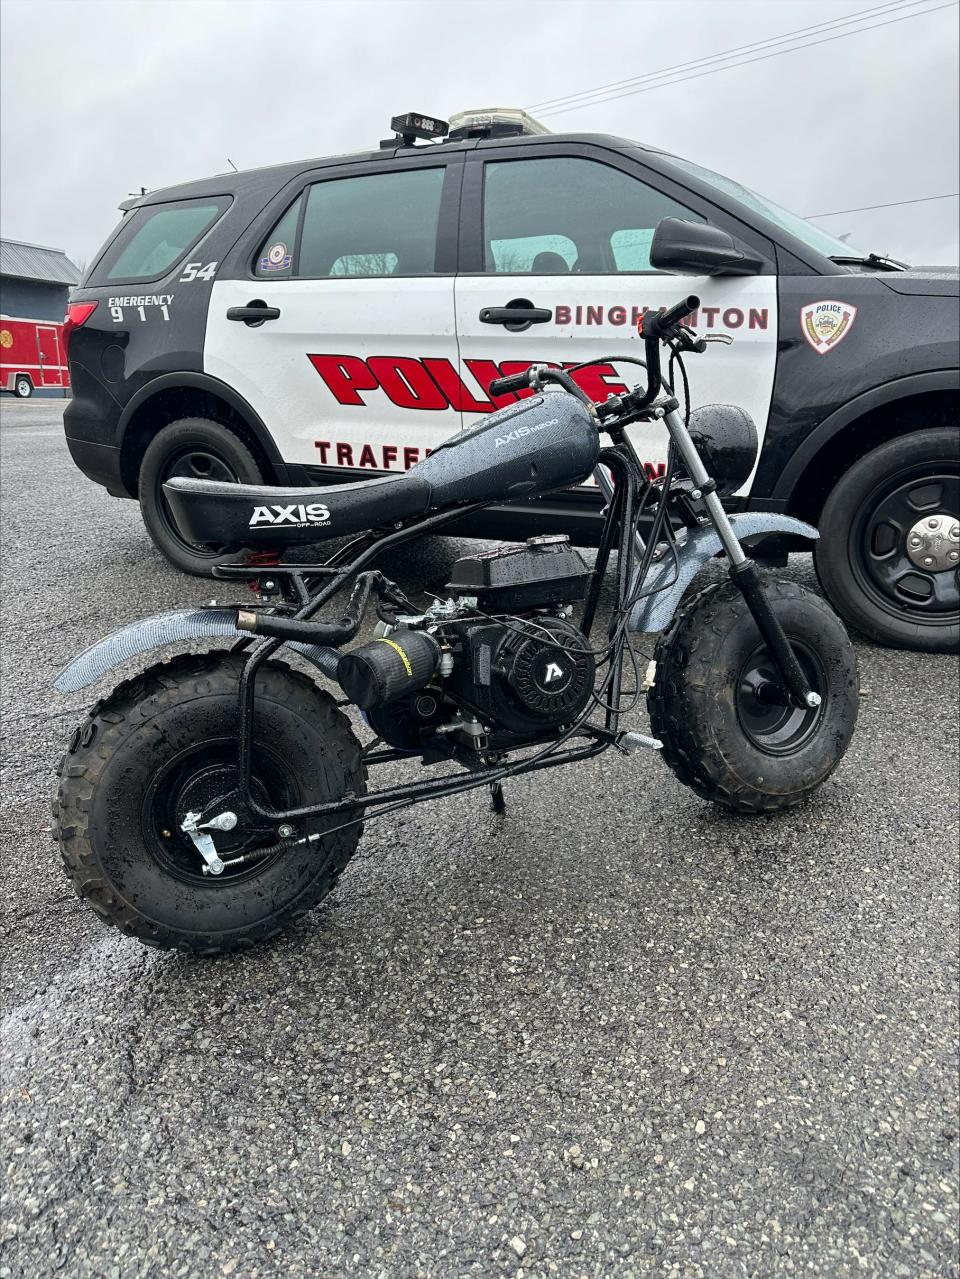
[{"left": 64, "top": 108, "right": 958, "bottom": 651}]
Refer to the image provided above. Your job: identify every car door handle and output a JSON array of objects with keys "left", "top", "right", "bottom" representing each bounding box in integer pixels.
[
  {"left": 479, "top": 304, "right": 553, "bottom": 325},
  {"left": 226, "top": 303, "right": 281, "bottom": 325}
]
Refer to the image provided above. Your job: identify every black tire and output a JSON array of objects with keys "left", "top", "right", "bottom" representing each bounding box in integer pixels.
[
  {"left": 813, "top": 428, "right": 959, "bottom": 653},
  {"left": 648, "top": 578, "right": 858, "bottom": 813},
  {"left": 53, "top": 652, "right": 366, "bottom": 954},
  {"left": 15, "top": 375, "right": 32, "bottom": 398},
  {"left": 138, "top": 417, "right": 264, "bottom": 576}
]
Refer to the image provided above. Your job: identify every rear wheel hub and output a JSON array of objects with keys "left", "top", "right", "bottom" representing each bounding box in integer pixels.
[{"left": 142, "top": 739, "right": 296, "bottom": 884}]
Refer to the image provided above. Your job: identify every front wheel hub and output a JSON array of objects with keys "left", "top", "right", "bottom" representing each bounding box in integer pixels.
[
  {"left": 857, "top": 471, "right": 959, "bottom": 620},
  {"left": 905, "top": 513, "right": 960, "bottom": 573},
  {"left": 736, "top": 642, "right": 826, "bottom": 756}
]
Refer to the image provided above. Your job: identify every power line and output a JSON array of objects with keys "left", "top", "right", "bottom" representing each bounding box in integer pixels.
[
  {"left": 528, "top": 0, "right": 926, "bottom": 113},
  {"left": 533, "top": 1, "right": 959, "bottom": 117},
  {"left": 805, "top": 192, "right": 960, "bottom": 218}
]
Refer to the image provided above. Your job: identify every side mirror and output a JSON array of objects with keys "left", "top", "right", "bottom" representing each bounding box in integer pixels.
[{"left": 650, "top": 217, "right": 762, "bottom": 277}]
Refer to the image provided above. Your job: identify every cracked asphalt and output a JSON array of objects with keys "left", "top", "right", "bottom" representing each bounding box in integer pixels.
[{"left": 1, "top": 400, "right": 958, "bottom": 1279}]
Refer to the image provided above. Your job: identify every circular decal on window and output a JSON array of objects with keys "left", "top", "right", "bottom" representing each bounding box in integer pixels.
[
  {"left": 0, "top": 330, "right": 12, "bottom": 349},
  {"left": 267, "top": 242, "right": 288, "bottom": 266}
]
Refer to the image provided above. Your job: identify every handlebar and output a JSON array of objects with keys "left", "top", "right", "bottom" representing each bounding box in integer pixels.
[
  {"left": 486, "top": 293, "right": 703, "bottom": 417},
  {"left": 488, "top": 371, "right": 531, "bottom": 397},
  {"left": 639, "top": 294, "right": 700, "bottom": 340},
  {"left": 631, "top": 293, "right": 701, "bottom": 411}
]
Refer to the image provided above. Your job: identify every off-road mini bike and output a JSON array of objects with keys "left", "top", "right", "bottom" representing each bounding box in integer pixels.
[{"left": 53, "top": 292, "right": 859, "bottom": 954}]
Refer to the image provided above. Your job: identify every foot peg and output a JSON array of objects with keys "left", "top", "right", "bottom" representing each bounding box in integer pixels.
[{"left": 617, "top": 731, "right": 663, "bottom": 753}]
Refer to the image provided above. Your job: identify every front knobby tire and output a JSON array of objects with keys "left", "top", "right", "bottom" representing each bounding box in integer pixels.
[
  {"left": 648, "top": 578, "right": 858, "bottom": 813},
  {"left": 53, "top": 652, "right": 366, "bottom": 954}
]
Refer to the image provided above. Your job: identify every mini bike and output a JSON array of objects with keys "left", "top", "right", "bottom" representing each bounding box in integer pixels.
[{"left": 53, "top": 293, "right": 859, "bottom": 953}]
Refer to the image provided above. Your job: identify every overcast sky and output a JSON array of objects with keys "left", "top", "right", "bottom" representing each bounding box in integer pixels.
[{"left": 1, "top": 0, "right": 958, "bottom": 269}]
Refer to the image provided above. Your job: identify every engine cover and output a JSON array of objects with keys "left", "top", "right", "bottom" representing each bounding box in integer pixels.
[{"left": 448, "top": 616, "right": 595, "bottom": 737}]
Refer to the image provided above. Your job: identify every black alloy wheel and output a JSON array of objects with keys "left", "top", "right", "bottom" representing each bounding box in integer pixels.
[
  {"left": 814, "top": 428, "right": 959, "bottom": 652},
  {"left": 852, "top": 470, "right": 958, "bottom": 624}
]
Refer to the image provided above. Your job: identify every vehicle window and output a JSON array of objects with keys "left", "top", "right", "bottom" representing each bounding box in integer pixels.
[
  {"left": 482, "top": 157, "right": 702, "bottom": 274},
  {"left": 297, "top": 168, "right": 445, "bottom": 278},
  {"left": 330, "top": 252, "right": 399, "bottom": 277},
  {"left": 96, "top": 199, "right": 228, "bottom": 283},
  {"left": 488, "top": 234, "right": 577, "bottom": 273},
  {"left": 663, "top": 152, "right": 866, "bottom": 259},
  {"left": 611, "top": 228, "right": 656, "bottom": 271},
  {"left": 255, "top": 195, "right": 302, "bottom": 277}
]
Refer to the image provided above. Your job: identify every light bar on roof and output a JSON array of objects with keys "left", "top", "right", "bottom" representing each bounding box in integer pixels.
[{"left": 448, "top": 108, "right": 552, "bottom": 138}]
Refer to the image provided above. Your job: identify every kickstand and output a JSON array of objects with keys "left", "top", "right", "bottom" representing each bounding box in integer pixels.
[{"left": 489, "top": 781, "right": 506, "bottom": 816}]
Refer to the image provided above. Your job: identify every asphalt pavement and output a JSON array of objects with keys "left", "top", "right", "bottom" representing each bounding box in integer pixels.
[{"left": 1, "top": 399, "right": 958, "bottom": 1279}]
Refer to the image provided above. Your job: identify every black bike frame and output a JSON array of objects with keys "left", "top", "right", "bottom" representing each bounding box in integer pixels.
[
  {"left": 220, "top": 311, "right": 819, "bottom": 836},
  {"left": 224, "top": 444, "right": 644, "bottom": 830}
]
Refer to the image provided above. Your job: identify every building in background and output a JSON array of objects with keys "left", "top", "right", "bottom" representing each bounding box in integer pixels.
[{"left": 0, "top": 239, "right": 81, "bottom": 398}]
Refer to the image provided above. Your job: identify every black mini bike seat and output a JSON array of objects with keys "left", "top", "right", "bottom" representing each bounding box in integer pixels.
[{"left": 163, "top": 473, "right": 432, "bottom": 547}]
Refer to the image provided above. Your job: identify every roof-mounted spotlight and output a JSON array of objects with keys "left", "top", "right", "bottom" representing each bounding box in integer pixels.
[{"left": 382, "top": 112, "right": 450, "bottom": 150}]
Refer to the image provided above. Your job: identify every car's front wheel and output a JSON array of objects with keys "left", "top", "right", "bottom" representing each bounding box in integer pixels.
[
  {"left": 814, "top": 428, "right": 959, "bottom": 653},
  {"left": 139, "top": 417, "right": 265, "bottom": 576}
]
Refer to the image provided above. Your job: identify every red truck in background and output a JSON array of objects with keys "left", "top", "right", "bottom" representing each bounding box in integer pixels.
[{"left": 0, "top": 314, "right": 69, "bottom": 397}]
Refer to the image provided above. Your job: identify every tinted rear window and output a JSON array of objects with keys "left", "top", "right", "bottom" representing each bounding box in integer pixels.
[{"left": 90, "top": 197, "right": 229, "bottom": 284}]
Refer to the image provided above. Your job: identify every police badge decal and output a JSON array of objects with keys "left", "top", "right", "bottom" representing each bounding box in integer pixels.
[{"left": 801, "top": 300, "right": 857, "bottom": 355}]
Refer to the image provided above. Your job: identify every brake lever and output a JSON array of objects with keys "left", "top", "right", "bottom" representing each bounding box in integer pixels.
[{"left": 674, "top": 328, "right": 734, "bottom": 355}]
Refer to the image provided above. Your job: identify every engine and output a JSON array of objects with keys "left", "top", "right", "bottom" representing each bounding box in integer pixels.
[{"left": 336, "top": 535, "right": 597, "bottom": 754}]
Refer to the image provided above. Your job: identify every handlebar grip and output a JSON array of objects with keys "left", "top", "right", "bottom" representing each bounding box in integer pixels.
[
  {"left": 642, "top": 294, "right": 701, "bottom": 338},
  {"left": 488, "top": 371, "right": 531, "bottom": 396}
]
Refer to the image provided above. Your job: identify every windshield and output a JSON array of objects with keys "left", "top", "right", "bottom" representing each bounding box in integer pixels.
[{"left": 664, "top": 153, "right": 867, "bottom": 261}]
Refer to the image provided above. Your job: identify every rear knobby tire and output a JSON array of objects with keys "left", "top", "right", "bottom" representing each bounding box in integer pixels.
[
  {"left": 53, "top": 652, "right": 366, "bottom": 953},
  {"left": 648, "top": 578, "right": 858, "bottom": 813}
]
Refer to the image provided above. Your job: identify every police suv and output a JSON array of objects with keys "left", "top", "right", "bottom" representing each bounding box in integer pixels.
[{"left": 64, "top": 108, "right": 958, "bottom": 651}]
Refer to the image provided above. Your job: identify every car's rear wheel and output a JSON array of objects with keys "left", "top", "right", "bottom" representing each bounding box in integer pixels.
[
  {"left": 14, "top": 375, "right": 32, "bottom": 398},
  {"left": 814, "top": 428, "right": 959, "bottom": 653},
  {"left": 139, "top": 417, "right": 265, "bottom": 576}
]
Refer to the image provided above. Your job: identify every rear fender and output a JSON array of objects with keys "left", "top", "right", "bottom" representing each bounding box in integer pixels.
[
  {"left": 629, "top": 513, "right": 819, "bottom": 633},
  {"left": 53, "top": 608, "right": 340, "bottom": 693}
]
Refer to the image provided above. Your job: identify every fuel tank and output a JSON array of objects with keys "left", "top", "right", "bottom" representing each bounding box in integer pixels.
[
  {"left": 161, "top": 390, "right": 600, "bottom": 550},
  {"left": 412, "top": 389, "right": 600, "bottom": 506}
]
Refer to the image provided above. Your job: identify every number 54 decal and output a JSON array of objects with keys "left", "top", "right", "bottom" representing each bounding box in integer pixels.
[{"left": 180, "top": 261, "right": 218, "bottom": 282}]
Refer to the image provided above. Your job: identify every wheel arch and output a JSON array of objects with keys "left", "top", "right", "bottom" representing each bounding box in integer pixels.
[
  {"left": 117, "top": 373, "right": 289, "bottom": 496},
  {"left": 774, "top": 372, "right": 959, "bottom": 525}
]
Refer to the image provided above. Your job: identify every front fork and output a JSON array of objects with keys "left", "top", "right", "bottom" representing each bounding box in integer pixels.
[{"left": 594, "top": 404, "right": 819, "bottom": 712}]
